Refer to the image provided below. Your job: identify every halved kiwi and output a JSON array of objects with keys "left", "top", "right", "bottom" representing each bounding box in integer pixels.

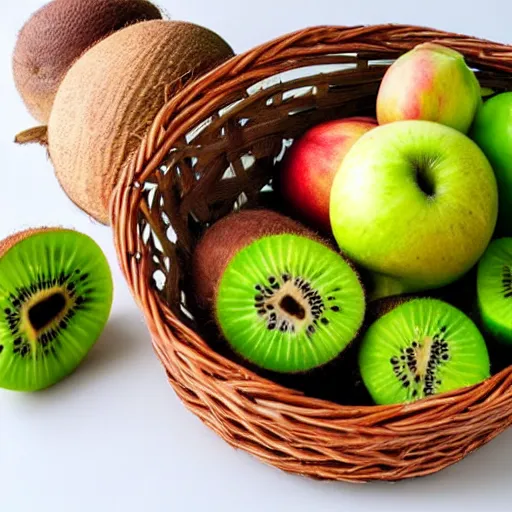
[
  {"left": 359, "top": 298, "right": 490, "bottom": 405},
  {"left": 216, "top": 233, "right": 365, "bottom": 373},
  {"left": 192, "top": 209, "right": 366, "bottom": 373},
  {"left": 476, "top": 237, "right": 512, "bottom": 344},
  {"left": 0, "top": 228, "right": 113, "bottom": 392}
]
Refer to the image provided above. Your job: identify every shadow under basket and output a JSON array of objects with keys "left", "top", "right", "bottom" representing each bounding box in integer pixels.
[{"left": 111, "top": 24, "right": 512, "bottom": 482}]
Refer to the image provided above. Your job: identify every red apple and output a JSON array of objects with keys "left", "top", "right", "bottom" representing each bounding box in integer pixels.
[{"left": 279, "top": 117, "right": 377, "bottom": 232}]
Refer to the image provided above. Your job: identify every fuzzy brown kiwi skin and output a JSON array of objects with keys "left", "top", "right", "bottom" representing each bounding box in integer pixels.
[
  {"left": 12, "top": 0, "right": 162, "bottom": 124},
  {"left": 364, "top": 294, "right": 419, "bottom": 324},
  {"left": 0, "top": 227, "right": 63, "bottom": 258}
]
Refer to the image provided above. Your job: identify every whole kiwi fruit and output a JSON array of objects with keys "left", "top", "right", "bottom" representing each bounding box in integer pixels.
[
  {"left": 12, "top": 0, "right": 163, "bottom": 124},
  {"left": 0, "top": 227, "right": 113, "bottom": 392},
  {"left": 192, "top": 209, "right": 366, "bottom": 373},
  {"left": 47, "top": 19, "right": 234, "bottom": 225}
]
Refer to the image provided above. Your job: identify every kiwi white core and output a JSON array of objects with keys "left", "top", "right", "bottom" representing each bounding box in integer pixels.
[{"left": 254, "top": 273, "right": 333, "bottom": 336}]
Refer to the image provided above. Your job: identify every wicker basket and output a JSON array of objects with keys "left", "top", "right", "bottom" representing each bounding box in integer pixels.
[{"left": 110, "top": 24, "right": 512, "bottom": 482}]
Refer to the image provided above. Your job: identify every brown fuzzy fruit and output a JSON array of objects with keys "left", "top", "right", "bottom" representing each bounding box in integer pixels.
[
  {"left": 0, "top": 227, "right": 53, "bottom": 257},
  {"left": 47, "top": 19, "right": 234, "bottom": 225},
  {"left": 191, "top": 208, "right": 366, "bottom": 374},
  {"left": 12, "top": 0, "right": 162, "bottom": 123},
  {"left": 191, "top": 209, "right": 324, "bottom": 310}
]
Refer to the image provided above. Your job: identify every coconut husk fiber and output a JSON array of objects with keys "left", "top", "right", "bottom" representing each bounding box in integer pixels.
[{"left": 47, "top": 19, "right": 234, "bottom": 225}]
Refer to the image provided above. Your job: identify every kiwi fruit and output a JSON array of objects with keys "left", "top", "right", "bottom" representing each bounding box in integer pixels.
[
  {"left": 192, "top": 209, "right": 313, "bottom": 310},
  {"left": 12, "top": 0, "right": 163, "bottom": 124},
  {"left": 192, "top": 209, "right": 366, "bottom": 373},
  {"left": 476, "top": 237, "right": 512, "bottom": 344},
  {"left": 0, "top": 227, "right": 113, "bottom": 392},
  {"left": 359, "top": 298, "right": 490, "bottom": 405},
  {"left": 47, "top": 19, "right": 234, "bottom": 225}
]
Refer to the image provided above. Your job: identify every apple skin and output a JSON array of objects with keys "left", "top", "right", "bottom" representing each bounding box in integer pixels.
[
  {"left": 470, "top": 92, "right": 512, "bottom": 237},
  {"left": 279, "top": 117, "right": 377, "bottom": 232},
  {"left": 329, "top": 120, "right": 498, "bottom": 300},
  {"left": 376, "top": 43, "right": 481, "bottom": 134}
]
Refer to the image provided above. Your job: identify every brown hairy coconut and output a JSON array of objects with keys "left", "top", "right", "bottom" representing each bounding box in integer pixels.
[
  {"left": 12, "top": 0, "right": 162, "bottom": 124},
  {"left": 47, "top": 19, "right": 234, "bottom": 225},
  {"left": 191, "top": 209, "right": 323, "bottom": 310}
]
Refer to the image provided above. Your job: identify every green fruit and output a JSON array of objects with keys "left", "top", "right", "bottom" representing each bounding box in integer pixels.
[
  {"left": 0, "top": 228, "right": 113, "bottom": 392},
  {"left": 330, "top": 120, "right": 498, "bottom": 300},
  {"left": 359, "top": 298, "right": 490, "bottom": 405},
  {"left": 471, "top": 92, "right": 512, "bottom": 236},
  {"left": 216, "top": 233, "right": 366, "bottom": 373},
  {"left": 476, "top": 237, "right": 512, "bottom": 343}
]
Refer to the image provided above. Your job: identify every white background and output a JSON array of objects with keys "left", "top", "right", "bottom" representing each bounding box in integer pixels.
[{"left": 1, "top": 1, "right": 511, "bottom": 510}]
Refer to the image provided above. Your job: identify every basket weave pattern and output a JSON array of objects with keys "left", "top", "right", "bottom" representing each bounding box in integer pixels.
[{"left": 111, "top": 24, "right": 512, "bottom": 482}]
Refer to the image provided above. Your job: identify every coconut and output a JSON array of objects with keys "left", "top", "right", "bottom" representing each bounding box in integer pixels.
[
  {"left": 12, "top": 0, "right": 162, "bottom": 124},
  {"left": 47, "top": 19, "right": 234, "bottom": 225}
]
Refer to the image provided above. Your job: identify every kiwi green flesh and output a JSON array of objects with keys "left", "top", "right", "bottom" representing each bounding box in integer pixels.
[
  {"left": 358, "top": 298, "right": 490, "bottom": 405},
  {"left": 0, "top": 230, "right": 113, "bottom": 392},
  {"left": 477, "top": 238, "right": 512, "bottom": 344},
  {"left": 215, "top": 234, "right": 366, "bottom": 373}
]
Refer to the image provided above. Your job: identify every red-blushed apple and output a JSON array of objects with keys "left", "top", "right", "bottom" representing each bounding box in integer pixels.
[
  {"left": 376, "top": 43, "right": 481, "bottom": 134},
  {"left": 278, "top": 117, "right": 377, "bottom": 232}
]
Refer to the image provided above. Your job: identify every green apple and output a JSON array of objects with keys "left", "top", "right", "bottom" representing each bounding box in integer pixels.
[
  {"left": 470, "top": 91, "right": 512, "bottom": 236},
  {"left": 329, "top": 120, "right": 498, "bottom": 300}
]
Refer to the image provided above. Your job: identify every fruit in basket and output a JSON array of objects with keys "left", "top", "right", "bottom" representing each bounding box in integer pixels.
[
  {"left": 192, "top": 209, "right": 366, "bottom": 373},
  {"left": 329, "top": 120, "right": 498, "bottom": 300},
  {"left": 278, "top": 117, "right": 377, "bottom": 232},
  {"left": 470, "top": 92, "right": 512, "bottom": 237},
  {"left": 376, "top": 43, "right": 481, "bottom": 133},
  {"left": 12, "top": 0, "right": 162, "bottom": 124},
  {"left": 0, "top": 227, "right": 113, "bottom": 392},
  {"left": 476, "top": 237, "right": 512, "bottom": 344},
  {"left": 358, "top": 298, "right": 490, "bottom": 405},
  {"left": 47, "top": 19, "right": 234, "bottom": 225}
]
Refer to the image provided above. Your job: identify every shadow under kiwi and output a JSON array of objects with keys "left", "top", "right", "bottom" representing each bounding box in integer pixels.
[
  {"left": 73, "top": 313, "right": 149, "bottom": 377},
  {"left": 259, "top": 337, "right": 375, "bottom": 407},
  {"left": 42, "top": 312, "right": 149, "bottom": 397}
]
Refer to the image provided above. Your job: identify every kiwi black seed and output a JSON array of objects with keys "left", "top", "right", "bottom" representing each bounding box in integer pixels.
[
  {"left": 191, "top": 209, "right": 366, "bottom": 373},
  {"left": 476, "top": 237, "right": 512, "bottom": 344},
  {"left": 358, "top": 298, "right": 490, "bottom": 405},
  {"left": 0, "top": 228, "right": 113, "bottom": 392}
]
